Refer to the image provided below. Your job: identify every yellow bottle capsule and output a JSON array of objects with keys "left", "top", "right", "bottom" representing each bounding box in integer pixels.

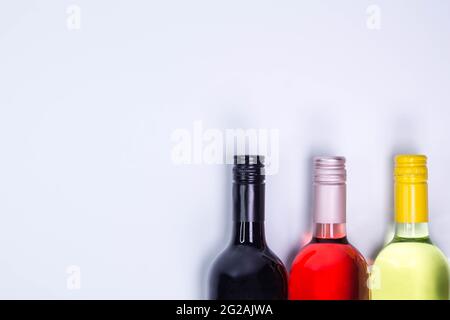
[{"left": 394, "top": 155, "right": 428, "bottom": 223}]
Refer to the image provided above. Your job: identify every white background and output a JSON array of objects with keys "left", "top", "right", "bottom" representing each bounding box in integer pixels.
[{"left": 0, "top": 0, "right": 450, "bottom": 299}]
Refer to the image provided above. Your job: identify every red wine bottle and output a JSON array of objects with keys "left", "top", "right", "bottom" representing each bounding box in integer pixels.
[
  {"left": 208, "top": 155, "right": 288, "bottom": 300},
  {"left": 289, "top": 157, "right": 369, "bottom": 300}
]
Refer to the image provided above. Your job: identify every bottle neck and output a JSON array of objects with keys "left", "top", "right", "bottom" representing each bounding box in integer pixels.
[
  {"left": 395, "top": 180, "right": 428, "bottom": 224},
  {"left": 233, "top": 182, "right": 265, "bottom": 222},
  {"left": 232, "top": 182, "right": 266, "bottom": 246},
  {"left": 312, "top": 182, "right": 346, "bottom": 239},
  {"left": 394, "top": 180, "right": 430, "bottom": 239},
  {"left": 312, "top": 157, "right": 347, "bottom": 241},
  {"left": 232, "top": 222, "right": 266, "bottom": 247},
  {"left": 394, "top": 222, "right": 429, "bottom": 239},
  {"left": 313, "top": 223, "right": 347, "bottom": 239},
  {"left": 393, "top": 155, "right": 429, "bottom": 240}
]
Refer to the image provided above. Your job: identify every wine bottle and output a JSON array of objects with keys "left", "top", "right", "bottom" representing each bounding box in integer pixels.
[
  {"left": 208, "top": 155, "right": 288, "bottom": 300},
  {"left": 289, "top": 157, "right": 369, "bottom": 300},
  {"left": 371, "top": 155, "right": 450, "bottom": 300}
]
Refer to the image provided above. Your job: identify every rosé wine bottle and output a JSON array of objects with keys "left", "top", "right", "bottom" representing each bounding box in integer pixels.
[{"left": 289, "top": 157, "right": 369, "bottom": 300}]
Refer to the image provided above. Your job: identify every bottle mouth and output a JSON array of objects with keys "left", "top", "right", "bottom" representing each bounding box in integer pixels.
[
  {"left": 394, "top": 154, "right": 427, "bottom": 183},
  {"left": 313, "top": 156, "right": 346, "bottom": 184},
  {"left": 233, "top": 155, "right": 265, "bottom": 184}
]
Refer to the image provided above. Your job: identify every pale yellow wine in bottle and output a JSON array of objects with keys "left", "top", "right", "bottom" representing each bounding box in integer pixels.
[{"left": 371, "top": 155, "right": 449, "bottom": 300}]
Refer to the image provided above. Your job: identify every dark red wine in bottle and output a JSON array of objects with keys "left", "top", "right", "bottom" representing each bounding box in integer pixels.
[{"left": 208, "top": 155, "right": 288, "bottom": 300}]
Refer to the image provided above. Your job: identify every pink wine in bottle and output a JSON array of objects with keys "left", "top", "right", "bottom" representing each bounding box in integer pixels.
[{"left": 289, "top": 157, "right": 369, "bottom": 300}]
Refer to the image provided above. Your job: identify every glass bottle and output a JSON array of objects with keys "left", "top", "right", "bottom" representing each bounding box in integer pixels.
[
  {"left": 371, "top": 155, "right": 450, "bottom": 300},
  {"left": 289, "top": 157, "right": 369, "bottom": 300}
]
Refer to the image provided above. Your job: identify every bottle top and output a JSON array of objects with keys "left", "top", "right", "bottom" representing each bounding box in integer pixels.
[
  {"left": 395, "top": 155, "right": 427, "bottom": 183},
  {"left": 313, "top": 156, "right": 346, "bottom": 184},
  {"left": 233, "top": 155, "right": 265, "bottom": 184}
]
